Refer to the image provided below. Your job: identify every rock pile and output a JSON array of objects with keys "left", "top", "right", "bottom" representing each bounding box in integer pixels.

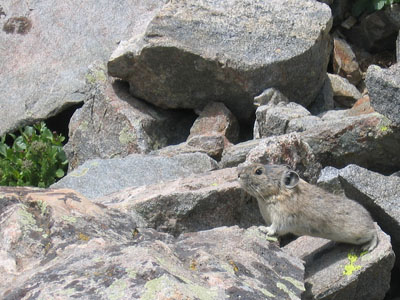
[{"left": 1, "top": 0, "right": 400, "bottom": 299}]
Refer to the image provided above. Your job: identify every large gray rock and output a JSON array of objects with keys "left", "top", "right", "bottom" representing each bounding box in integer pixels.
[
  {"left": 65, "top": 63, "right": 195, "bottom": 170},
  {"left": 0, "top": 0, "right": 165, "bottom": 136},
  {"left": 284, "top": 225, "right": 394, "bottom": 300},
  {"left": 308, "top": 73, "right": 334, "bottom": 115},
  {"left": 221, "top": 112, "right": 400, "bottom": 177},
  {"left": 253, "top": 102, "right": 312, "bottom": 138},
  {"left": 108, "top": 0, "right": 332, "bottom": 121},
  {"left": 0, "top": 187, "right": 305, "bottom": 299},
  {"left": 327, "top": 73, "right": 362, "bottom": 107},
  {"left": 51, "top": 153, "right": 218, "bottom": 199},
  {"left": 366, "top": 64, "right": 400, "bottom": 125},
  {"left": 97, "top": 168, "right": 264, "bottom": 235},
  {"left": 336, "top": 165, "right": 400, "bottom": 264},
  {"left": 302, "top": 112, "right": 400, "bottom": 174},
  {"left": 220, "top": 139, "right": 263, "bottom": 168}
]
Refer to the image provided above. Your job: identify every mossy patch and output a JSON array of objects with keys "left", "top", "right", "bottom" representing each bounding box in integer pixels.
[
  {"left": 106, "top": 279, "right": 128, "bottom": 300},
  {"left": 343, "top": 252, "right": 362, "bottom": 276},
  {"left": 62, "top": 215, "right": 77, "bottom": 223},
  {"left": 18, "top": 206, "right": 43, "bottom": 233},
  {"left": 282, "top": 276, "right": 305, "bottom": 291},
  {"left": 86, "top": 69, "right": 107, "bottom": 84},
  {"left": 276, "top": 282, "right": 299, "bottom": 299},
  {"left": 119, "top": 126, "right": 136, "bottom": 145}
]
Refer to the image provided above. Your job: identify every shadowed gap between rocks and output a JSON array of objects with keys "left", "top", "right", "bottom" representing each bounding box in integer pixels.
[{"left": 111, "top": 79, "right": 198, "bottom": 147}]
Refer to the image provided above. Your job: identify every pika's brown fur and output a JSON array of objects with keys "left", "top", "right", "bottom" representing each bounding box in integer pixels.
[{"left": 238, "top": 163, "right": 378, "bottom": 251}]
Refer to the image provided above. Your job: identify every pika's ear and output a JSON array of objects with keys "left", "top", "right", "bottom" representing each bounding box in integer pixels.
[{"left": 282, "top": 170, "right": 299, "bottom": 188}]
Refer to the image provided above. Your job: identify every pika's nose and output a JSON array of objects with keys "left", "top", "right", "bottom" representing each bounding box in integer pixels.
[{"left": 237, "top": 164, "right": 246, "bottom": 178}]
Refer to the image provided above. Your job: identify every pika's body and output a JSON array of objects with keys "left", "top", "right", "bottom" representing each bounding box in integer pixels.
[{"left": 238, "top": 163, "right": 378, "bottom": 251}]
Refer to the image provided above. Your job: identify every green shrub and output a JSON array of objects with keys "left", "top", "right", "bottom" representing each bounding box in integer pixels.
[
  {"left": 0, "top": 122, "right": 68, "bottom": 188},
  {"left": 352, "top": 0, "right": 400, "bottom": 17}
]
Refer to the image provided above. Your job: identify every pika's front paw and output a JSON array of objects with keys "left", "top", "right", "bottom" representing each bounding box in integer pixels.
[
  {"left": 258, "top": 226, "right": 269, "bottom": 235},
  {"left": 258, "top": 225, "right": 277, "bottom": 236},
  {"left": 265, "top": 225, "right": 277, "bottom": 236}
]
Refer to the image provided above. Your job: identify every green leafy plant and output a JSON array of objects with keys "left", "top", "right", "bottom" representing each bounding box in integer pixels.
[
  {"left": 0, "top": 122, "right": 68, "bottom": 188},
  {"left": 352, "top": 0, "right": 400, "bottom": 17}
]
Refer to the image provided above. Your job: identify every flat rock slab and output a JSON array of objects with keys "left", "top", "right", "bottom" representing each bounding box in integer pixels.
[
  {"left": 366, "top": 63, "right": 400, "bottom": 125},
  {"left": 284, "top": 224, "right": 394, "bottom": 300},
  {"left": 51, "top": 153, "right": 218, "bottom": 199},
  {"left": 65, "top": 64, "right": 196, "bottom": 170},
  {"left": 336, "top": 165, "right": 400, "bottom": 264},
  {"left": 0, "top": 0, "right": 165, "bottom": 135},
  {"left": 0, "top": 186, "right": 305, "bottom": 299},
  {"left": 108, "top": 0, "right": 332, "bottom": 121},
  {"left": 221, "top": 111, "right": 400, "bottom": 176},
  {"left": 97, "top": 167, "right": 265, "bottom": 235}
]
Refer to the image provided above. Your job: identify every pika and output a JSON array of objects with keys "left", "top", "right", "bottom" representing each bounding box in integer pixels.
[{"left": 238, "top": 163, "right": 378, "bottom": 251}]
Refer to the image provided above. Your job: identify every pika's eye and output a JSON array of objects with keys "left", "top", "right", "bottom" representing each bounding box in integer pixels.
[{"left": 255, "top": 168, "right": 263, "bottom": 175}]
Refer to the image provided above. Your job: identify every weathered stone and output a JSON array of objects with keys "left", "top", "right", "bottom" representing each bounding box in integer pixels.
[
  {"left": 152, "top": 134, "right": 231, "bottom": 160},
  {"left": 302, "top": 112, "right": 400, "bottom": 174},
  {"left": 189, "top": 102, "right": 239, "bottom": 144},
  {"left": 97, "top": 168, "right": 264, "bottom": 235},
  {"left": 151, "top": 102, "right": 238, "bottom": 160},
  {"left": 317, "top": 166, "right": 344, "bottom": 195},
  {"left": 287, "top": 116, "right": 324, "bottom": 133},
  {"left": 345, "top": 4, "right": 400, "bottom": 52},
  {"left": 219, "top": 139, "right": 263, "bottom": 168},
  {"left": 108, "top": 0, "right": 332, "bottom": 121},
  {"left": 246, "top": 133, "right": 322, "bottom": 182},
  {"left": 366, "top": 64, "right": 400, "bottom": 125},
  {"left": 186, "top": 135, "right": 228, "bottom": 160},
  {"left": 337, "top": 164, "right": 400, "bottom": 264},
  {"left": 328, "top": 73, "right": 362, "bottom": 107},
  {"left": 0, "top": 186, "right": 146, "bottom": 296},
  {"left": 51, "top": 153, "right": 218, "bottom": 199},
  {"left": 319, "top": 109, "right": 348, "bottom": 120},
  {"left": 253, "top": 88, "right": 289, "bottom": 107},
  {"left": 308, "top": 74, "right": 334, "bottom": 115},
  {"left": 0, "top": 0, "right": 165, "bottom": 136},
  {"left": 65, "top": 64, "right": 196, "bottom": 170},
  {"left": 397, "top": 30, "right": 400, "bottom": 62},
  {"left": 348, "top": 95, "right": 375, "bottom": 116},
  {"left": 254, "top": 102, "right": 311, "bottom": 139},
  {"left": 284, "top": 225, "right": 394, "bottom": 300},
  {"left": 318, "top": 96, "right": 374, "bottom": 120},
  {"left": 0, "top": 187, "right": 305, "bottom": 299},
  {"left": 223, "top": 110, "right": 400, "bottom": 176},
  {"left": 332, "top": 37, "right": 362, "bottom": 86}
]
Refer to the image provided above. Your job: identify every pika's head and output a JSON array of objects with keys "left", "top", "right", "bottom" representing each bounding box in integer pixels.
[{"left": 237, "top": 163, "right": 299, "bottom": 198}]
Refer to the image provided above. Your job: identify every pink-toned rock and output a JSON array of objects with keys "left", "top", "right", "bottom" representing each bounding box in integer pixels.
[
  {"left": 332, "top": 37, "right": 362, "bottom": 86},
  {"left": 189, "top": 102, "right": 239, "bottom": 144},
  {"left": 0, "top": 186, "right": 304, "bottom": 299},
  {"left": 153, "top": 102, "right": 239, "bottom": 160},
  {"left": 348, "top": 95, "right": 375, "bottom": 116},
  {"left": 96, "top": 167, "right": 264, "bottom": 234}
]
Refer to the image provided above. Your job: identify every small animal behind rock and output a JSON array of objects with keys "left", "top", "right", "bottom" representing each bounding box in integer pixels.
[{"left": 237, "top": 163, "right": 378, "bottom": 251}]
